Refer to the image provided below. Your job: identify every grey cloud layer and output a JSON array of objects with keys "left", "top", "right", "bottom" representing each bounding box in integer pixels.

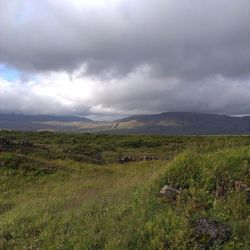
[
  {"left": 0, "top": 0, "right": 250, "bottom": 116},
  {"left": 1, "top": 0, "right": 250, "bottom": 79}
]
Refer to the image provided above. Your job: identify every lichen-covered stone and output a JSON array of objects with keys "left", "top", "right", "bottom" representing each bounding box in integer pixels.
[{"left": 159, "top": 185, "right": 181, "bottom": 200}]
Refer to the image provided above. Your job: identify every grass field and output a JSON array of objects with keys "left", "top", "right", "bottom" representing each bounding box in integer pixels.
[{"left": 0, "top": 131, "right": 249, "bottom": 249}]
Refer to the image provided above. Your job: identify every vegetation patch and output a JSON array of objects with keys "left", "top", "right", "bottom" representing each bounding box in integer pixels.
[{"left": 0, "top": 131, "right": 249, "bottom": 249}]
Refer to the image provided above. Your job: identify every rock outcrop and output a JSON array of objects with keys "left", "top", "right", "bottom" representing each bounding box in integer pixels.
[
  {"left": 193, "top": 218, "right": 232, "bottom": 249},
  {"left": 117, "top": 156, "right": 134, "bottom": 164},
  {"left": 159, "top": 185, "right": 181, "bottom": 200}
]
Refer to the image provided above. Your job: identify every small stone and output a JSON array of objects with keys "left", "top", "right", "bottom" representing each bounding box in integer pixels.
[
  {"left": 117, "top": 156, "right": 133, "bottom": 164},
  {"left": 159, "top": 185, "right": 181, "bottom": 200},
  {"left": 21, "top": 140, "right": 33, "bottom": 147},
  {"left": 235, "top": 181, "right": 250, "bottom": 192},
  {"left": 142, "top": 155, "right": 158, "bottom": 161},
  {"left": 193, "top": 218, "right": 232, "bottom": 249}
]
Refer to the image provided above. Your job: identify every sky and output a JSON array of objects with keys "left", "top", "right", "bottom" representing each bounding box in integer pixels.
[{"left": 0, "top": 0, "right": 250, "bottom": 119}]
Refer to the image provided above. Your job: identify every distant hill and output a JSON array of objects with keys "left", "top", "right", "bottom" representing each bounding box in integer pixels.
[
  {"left": 0, "top": 114, "right": 92, "bottom": 123},
  {"left": 0, "top": 114, "right": 93, "bottom": 131},
  {"left": 1, "top": 112, "right": 250, "bottom": 135},
  {"left": 113, "top": 112, "right": 250, "bottom": 135}
]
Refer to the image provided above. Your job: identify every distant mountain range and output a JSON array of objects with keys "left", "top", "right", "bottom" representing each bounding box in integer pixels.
[
  {"left": 0, "top": 114, "right": 92, "bottom": 131},
  {"left": 114, "top": 112, "right": 250, "bottom": 135},
  {"left": 1, "top": 112, "right": 250, "bottom": 135}
]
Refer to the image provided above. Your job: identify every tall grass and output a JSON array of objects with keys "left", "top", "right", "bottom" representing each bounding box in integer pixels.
[{"left": 0, "top": 132, "right": 249, "bottom": 249}]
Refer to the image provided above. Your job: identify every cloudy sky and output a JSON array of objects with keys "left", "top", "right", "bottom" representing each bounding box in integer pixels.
[{"left": 0, "top": 0, "right": 250, "bottom": 119}]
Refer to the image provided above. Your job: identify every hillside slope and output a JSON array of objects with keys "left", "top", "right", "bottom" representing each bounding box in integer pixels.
[
  {"left": 0, "top": 114, "right": 93, "bottom": 131},
  {"left": 113, "top": 112, "right": 250, "bottom": 135},
  {"left": 0, "top": 132, "right": 249, "bottom": 249}
]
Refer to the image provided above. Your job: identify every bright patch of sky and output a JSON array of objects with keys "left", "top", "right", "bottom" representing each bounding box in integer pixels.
[{"left": 0, "top": 64, "right": 20, "bottom": 81}]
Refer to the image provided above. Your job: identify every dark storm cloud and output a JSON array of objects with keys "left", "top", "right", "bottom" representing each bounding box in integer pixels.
[
  {"left": 91, "top": 70, "right": 250, "bottom": 116},
  {"left": 0, "top": 0, "right": 250, "bottom": 117},
  {"left": 1, "top": 0, "right": 250, "bottom": 79}
]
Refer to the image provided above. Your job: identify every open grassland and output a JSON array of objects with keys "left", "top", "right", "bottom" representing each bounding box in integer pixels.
[{"left": 0, "top": 131, "right": 249, "bottom": 249}]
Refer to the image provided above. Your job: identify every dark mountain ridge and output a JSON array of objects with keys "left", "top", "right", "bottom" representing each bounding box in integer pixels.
[
  {"left": 0, "top": 114, "right": 93, "bottom": 131},
  {"left": 114, "top": 112, "right": 250, "bottom": 135},
  {"left": 0, "top": 114, "right": 92, "bottom": 122}
]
